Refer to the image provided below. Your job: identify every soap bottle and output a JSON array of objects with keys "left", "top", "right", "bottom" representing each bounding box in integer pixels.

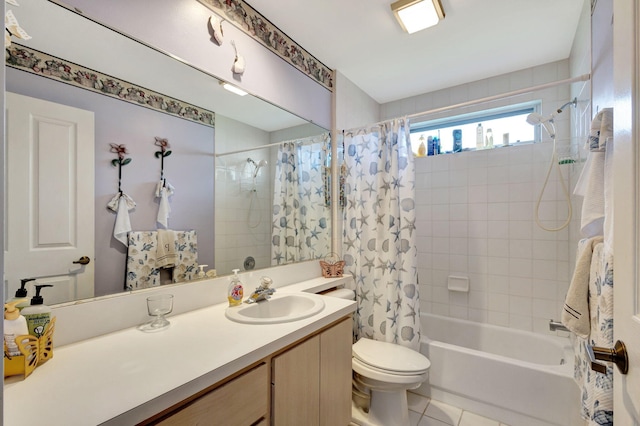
[
  {"left": 417, "top": 139, "right": 426, "bottom": 157},
  {"left": 7, "top": 278, "right": 34, "bottom": 310},
  {"left": 4, "top": 300, "right": 28, "bottom": 357},
  {"left": 476, "top": 123, "right": 484, "bottom": 150},
  {"left": 21, "top": 284, "right": 53, "bottom": 338},
  {"left": 485, "top": 128, "right": 494, "bottom": 149},
  {"left": 227, "top": 269, "right": 244, "bottom": 307}
]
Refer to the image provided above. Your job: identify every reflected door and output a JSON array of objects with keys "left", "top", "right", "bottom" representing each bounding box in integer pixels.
[{"left": 5, "top": 92, "right": 95, "bottom": 304}]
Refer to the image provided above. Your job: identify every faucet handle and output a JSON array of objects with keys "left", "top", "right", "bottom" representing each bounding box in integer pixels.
[{"left": 260, "top": 276, "right": 273, "bottom": 289}]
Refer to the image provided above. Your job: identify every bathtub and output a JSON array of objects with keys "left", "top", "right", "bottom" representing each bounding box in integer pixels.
[{"left": 417, "top": 313, "right": 582, "bottom": 426}]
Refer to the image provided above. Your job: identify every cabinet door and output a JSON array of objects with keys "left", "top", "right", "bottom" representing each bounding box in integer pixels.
[
  {"left": 157, "top": 363, "right": 269, "bottom": 426},
  {"left": 272, "top": 335, "right": 320, "bottom": 425},
  {"left": 320, "top": 318, "right": 352, "bottom": 426}
]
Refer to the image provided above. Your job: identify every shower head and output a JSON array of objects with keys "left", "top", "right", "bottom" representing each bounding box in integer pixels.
[
  {"left": 526, "top": 112, "right": 556, "bottom": 139},
  {"left": 247, "top": 158, "right": 267, "bottom": 178},
  {"left": 557, "top": 98, "right": 577, "bottom": 114}
]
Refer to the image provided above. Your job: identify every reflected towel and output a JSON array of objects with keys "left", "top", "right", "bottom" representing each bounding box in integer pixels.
[
  {"left": 172, "top": 230, "right": 198, "bottom": 283},
  {"left": 155, "top": 180, "right": 175, "bottom": 229},
  {"left": 562, "top": 236, "right": 603, "bottom": 338},
  {"left": 156, "top": 229, "right": 177, "bottom": 268},
  {"left": 107, "top": 192, "right": 136, "bottom": 246}
]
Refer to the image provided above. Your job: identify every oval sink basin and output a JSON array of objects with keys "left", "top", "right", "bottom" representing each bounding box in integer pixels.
[{"left": 225, "top": 293, "right": 325, "bottom": 324}]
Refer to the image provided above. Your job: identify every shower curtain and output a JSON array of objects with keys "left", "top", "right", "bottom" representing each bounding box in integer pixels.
[
  {"left": 342, "top": 118, "right": 420, "bottom": 350},
  {"left": 271, "top": 139, "right": 331, "bottom": 265}
]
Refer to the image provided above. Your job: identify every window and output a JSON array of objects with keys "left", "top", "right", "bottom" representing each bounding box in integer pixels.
[{"left": 409, "top": 102, "right": 538, "bottom": 155}]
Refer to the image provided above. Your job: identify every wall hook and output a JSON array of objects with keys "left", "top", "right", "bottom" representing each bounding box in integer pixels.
[{"left": 109, "top": 143, "right": 131, "bottom": 193}]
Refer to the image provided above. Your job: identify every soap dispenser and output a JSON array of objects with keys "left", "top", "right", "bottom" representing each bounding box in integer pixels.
[
  {"left": 21, "top": 284, "right": 53, "bottom": 338},
  {"left": 7, "top": 278, "right": 35, "bottom": 310},
  {"left": 227, "top": 269, "right": 244, "bottom": 307},
  {"left": 4, "top": 300, "right": 28, "bottom": 357}
]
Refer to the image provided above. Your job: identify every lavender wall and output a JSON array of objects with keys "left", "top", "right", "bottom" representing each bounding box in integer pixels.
[
  {"left": 7, "top": 68, "right": 215, "bottom": 297},
  {"left": 61, "top": 0, "right": 332, "bottom": 129}
]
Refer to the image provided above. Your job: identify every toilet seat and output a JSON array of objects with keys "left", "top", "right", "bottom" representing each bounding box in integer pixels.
[{"left": 352, "top": 338, "right": 431, "bottom": 375}]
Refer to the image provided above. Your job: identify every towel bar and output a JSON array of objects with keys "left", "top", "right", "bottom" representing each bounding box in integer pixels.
[{"left": 549, "top": 320, "right": 569, "bottom": 332}]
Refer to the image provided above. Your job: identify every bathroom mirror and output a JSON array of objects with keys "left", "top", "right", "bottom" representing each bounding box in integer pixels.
[{"left": 4, "top": 0, "right": 329, "bottom": 304}]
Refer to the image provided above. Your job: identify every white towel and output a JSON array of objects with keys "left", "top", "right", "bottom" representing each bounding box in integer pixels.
[
  {"left": 107, "top": 192, "right": 136, "bottom": 246},
  {"left": 603, "top": 139, "right": 614, "bottom": 255},
  {"left": 155, "top": 180, "right": 175, "bottom": 229},
  {"left": 562, "top": 236, "right": 603, "bottom": 338},
  {"left": 156, "top": 229, "right": 177, "bottom": 268},
  {"left": 574, "top": 151, "right": 605, "bottom": 237},
  {"left": 588, "top": 108, "right": 613, "bottom": 152}
]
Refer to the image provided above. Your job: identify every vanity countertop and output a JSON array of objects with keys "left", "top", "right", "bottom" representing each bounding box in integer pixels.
[{"left": 4, "top": 277, "right": 355, "bottom": 426}]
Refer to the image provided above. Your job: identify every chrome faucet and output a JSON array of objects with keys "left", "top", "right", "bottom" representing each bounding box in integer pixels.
[{"left": 245, "top": 276, "right": 275, "bottom": 304}]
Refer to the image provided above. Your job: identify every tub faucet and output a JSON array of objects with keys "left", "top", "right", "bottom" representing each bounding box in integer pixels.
[
  {"left": 245, "top": 276, "right": 275, "bottom": 304},
  {"left": 549, "top": 319, "right": 570, "bottom": 332}
]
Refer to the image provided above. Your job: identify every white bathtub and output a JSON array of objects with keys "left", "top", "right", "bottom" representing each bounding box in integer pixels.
[{"left": 417, "top": 313, "right": 582, "bottom": 426}]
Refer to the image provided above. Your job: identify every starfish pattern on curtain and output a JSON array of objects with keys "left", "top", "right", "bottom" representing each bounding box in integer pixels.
[
  {"left": 272, "top": 140, "right": 331, "bottom": 265},
  {"left": 342, "top": 118, "right": 420, "bottom": 350}
]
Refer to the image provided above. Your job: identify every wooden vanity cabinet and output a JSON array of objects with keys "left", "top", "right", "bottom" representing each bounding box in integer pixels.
[
  {"left": 153, "top": 363, "right": 269, "bottom": 426},
  {"left": 271, "top": 317, "right": 352, "bottom": 425},
  {"left": 144, "top": 316, "right": 352, "bottom": 426}
]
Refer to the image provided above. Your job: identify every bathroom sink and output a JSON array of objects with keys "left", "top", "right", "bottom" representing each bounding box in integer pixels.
[{"left": 225, "top": 293, "right": 325, "bottom": 324}]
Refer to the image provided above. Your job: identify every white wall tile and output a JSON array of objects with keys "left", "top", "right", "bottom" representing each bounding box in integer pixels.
[{"left": 396, "top": 60, "right": 576, "bottom": 337}]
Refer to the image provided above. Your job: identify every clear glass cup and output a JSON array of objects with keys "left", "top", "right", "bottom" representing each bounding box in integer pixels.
[{"left": 139, "top": 294, "right": 173, "bottom": 332}]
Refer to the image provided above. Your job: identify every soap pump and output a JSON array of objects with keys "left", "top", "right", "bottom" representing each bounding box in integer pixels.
[
  {"left": 4, "top": 300, "right": 28, "bottom": 357},
  {"left": 21, "top": 284, "right": 53, "bottom": 338},
  {"left": 227, "top": 269, "right": 244, "bottom": 307},
  {"left": 7, "top": 278, "right": 35, "bottom": 310}
]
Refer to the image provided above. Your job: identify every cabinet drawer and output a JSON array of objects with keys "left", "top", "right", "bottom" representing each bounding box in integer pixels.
[{"left": 157, "top": 363, "right": 269, "bottom": 425}]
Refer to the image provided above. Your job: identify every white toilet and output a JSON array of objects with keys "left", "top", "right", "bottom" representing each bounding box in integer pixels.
[{"left": 325, "top": 288, "right": 431, "bottom": 426}]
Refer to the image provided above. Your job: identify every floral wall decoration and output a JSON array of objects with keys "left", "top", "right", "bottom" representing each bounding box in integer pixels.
[
  {"left": 6, "top": 43, "right": 215, "bottom": 127},
  {"left": 198, "top": 0, "right": 334, "bottom": 91}
]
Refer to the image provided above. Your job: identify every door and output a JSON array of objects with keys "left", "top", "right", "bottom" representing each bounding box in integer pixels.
[
  {"left": 613, "top": 0, "right": 640, "bottom": 423},
  {"left": 5, "top": 92, "right": 95, "bottom": 305}
]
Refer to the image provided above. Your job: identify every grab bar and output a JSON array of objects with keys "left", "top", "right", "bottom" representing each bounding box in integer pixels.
[{"left": 549, "top": 320, "right": 570, "bottom": 332}]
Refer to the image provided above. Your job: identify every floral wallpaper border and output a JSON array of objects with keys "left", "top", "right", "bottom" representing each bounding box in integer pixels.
[
  {"left": 198, "top": 0, "right": 333, "bottom": 91},
  {"left": 6, "top": 43, "right": 215, "bottom": 127}
]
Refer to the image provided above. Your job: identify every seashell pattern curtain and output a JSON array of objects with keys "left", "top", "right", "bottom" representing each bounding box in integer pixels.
[
  {"left": 271, "top": 139, "right": 331, "bottom": 265},
  {"left": 342, "top": 118, "right": 420, "bottom": 350}
]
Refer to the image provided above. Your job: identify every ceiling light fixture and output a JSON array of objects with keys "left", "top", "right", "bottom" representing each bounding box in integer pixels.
[
  {"left": 219, "top": 81, "right": 248, "bottom": 96},
  {"left": 391, "top": 0, "right": 445, "bottom": 34}
]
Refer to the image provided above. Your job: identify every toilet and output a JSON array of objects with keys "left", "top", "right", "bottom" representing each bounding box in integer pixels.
[{"left": 325, "top": 288, "right": 431, "bottom": 426}]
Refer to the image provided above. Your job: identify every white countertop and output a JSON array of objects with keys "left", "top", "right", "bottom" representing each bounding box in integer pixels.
[{"left": 4, "top": 278, "right": 355, "bottom": 425}]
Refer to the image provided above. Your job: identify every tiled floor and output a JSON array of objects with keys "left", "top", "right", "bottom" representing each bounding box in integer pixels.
[{"left": 407, "top": 392, "right": 510, "bottom": 426}]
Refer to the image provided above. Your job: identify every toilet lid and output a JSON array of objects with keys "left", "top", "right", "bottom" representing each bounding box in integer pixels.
[{"left": 352, "top": 338, "right": 430, "bottom": 374}]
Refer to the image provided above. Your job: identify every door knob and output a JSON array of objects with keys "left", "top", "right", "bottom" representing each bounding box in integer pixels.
[
  {"left": 73, "top": 256, "right": 91, "bottom": 265},
  {"left": 584, "top": 340, "right": 629, "bottom": 375}
]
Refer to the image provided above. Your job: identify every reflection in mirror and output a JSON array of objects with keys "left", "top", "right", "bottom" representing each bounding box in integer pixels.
[
  {"left": 215, "top": 130, "right": 331, "bottom": 276},
  {"left": 4, "top": 0, "right": 330, "bottom": 306}
]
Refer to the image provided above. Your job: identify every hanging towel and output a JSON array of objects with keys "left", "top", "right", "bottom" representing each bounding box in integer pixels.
[
  {"left": 588, "top": 108, "right": 613, "bottom": 152},
  {"left": 172, "top": 230, "right": 198, "bottom": 283},
  {"left": 155, "top": 180, "right": 175, "bottom": 229},
  {"left": 125, "top": 231, "right": 160, "bottom": 289},
  {"left": 156, "top": 229, "right": 178, "bottom": 268},
  {"left": 574, "top": 108, "right": 613, "bottom": 238},
  {"left": 107, "top": 192, "right": 136, "bottom": 246},
  {"left": 603, "top": 139, "right": 615, "bottom": 255},
  {"left": 573, "top": 242, "right": 614, "bottom": 425},
  {"left": 574, "top": 151, "right": 605, "bottom": 237},
  {"left": 562, "top": 236, "right": 604, "bottom": 338}
]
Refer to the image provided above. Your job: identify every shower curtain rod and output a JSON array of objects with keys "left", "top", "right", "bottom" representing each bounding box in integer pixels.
[
  {"left": 407, "top": 73, "right": 591, "bottom": 120},
  {"left": 215, "top": 132, "right": 330, "bottom": 157},
  {"left": 342, "top": 73, "right": 591, "bottom": 134}
]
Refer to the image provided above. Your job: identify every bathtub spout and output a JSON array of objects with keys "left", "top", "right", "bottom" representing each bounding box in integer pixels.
[{"left": 549, "top": 319, "right": 570, "bottom": 332}]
